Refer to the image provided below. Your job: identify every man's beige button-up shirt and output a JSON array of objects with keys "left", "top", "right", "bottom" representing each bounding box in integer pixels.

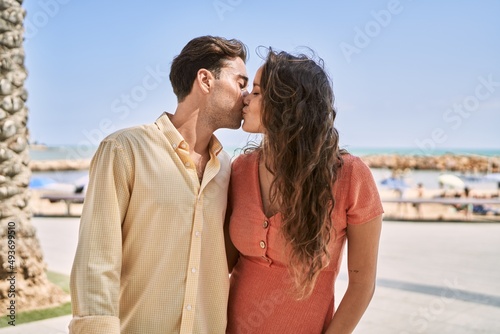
[{"left": 69, "top": 113, "right": 231, "bottom": 334}]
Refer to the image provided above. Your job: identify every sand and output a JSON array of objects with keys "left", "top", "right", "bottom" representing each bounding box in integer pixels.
[
  {"left": 30, "top": 189, "right": 85, "bottom": 217},
  {"left": 379, "top": 187, "right": 500, "bottom": 222}
]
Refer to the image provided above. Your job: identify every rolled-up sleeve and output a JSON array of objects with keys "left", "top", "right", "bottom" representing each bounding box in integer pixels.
[{"left": 69, "top": 138, "right": 132, "bottom": 334}]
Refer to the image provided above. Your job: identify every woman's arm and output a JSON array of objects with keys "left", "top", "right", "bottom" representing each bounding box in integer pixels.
[
  {"left": 224, "top": 177, "right": 239, "bottom": 273},
  {"left": 325, "top": 214, "right": 383, "bottom": 334},
  {"left": 224, "top": 210, "right": 239, "bottom": 273}
]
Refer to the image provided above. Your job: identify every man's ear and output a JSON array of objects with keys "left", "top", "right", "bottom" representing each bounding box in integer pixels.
[{"left": 196, "top": 69, "right": 213, "bottom": 94}]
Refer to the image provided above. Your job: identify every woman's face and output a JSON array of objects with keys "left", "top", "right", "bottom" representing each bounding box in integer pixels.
[{"left": 242, "top": 66, "right": 264, "bottom": 133}]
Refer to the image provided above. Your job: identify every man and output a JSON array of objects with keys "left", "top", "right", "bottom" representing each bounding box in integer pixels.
[{"left": 69, "top": 36, "right": 248, "bottom": 334}]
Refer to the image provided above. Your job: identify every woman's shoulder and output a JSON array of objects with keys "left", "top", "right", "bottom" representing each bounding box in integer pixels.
[
  {"left": 338, "top": 153, "right": 374, "bottom": 182},
  {"left": 232, "top": 150, "right": 259, "bottom": 169},
  {"left": 230, "top": 151, "right": 259, "bottom": 190},
  {"left": 340, "top": 153, "right": 368, "bottom": 170}
]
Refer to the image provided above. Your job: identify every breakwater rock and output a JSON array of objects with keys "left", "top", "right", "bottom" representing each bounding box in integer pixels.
[
  {"left": 29, "top": 159, "right": 91, "bottom": 172},
  {"left": 28, "top": 154, "right": 500, "bottom": 173},
  {"left": 360, "top": 154, "right": 500, "bottom": 173}
]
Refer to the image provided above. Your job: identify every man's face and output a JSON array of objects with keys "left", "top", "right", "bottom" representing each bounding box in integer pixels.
[{"left": 207, "top": 57, "right": 248, "bottom": 130}]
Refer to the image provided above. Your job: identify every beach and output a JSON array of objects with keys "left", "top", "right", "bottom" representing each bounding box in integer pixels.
[{"left": 28, "top": 148, "right": 500, "bottom": 222}]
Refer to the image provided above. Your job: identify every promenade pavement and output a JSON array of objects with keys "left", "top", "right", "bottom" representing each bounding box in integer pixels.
[{"left": 1, "top": 217, "right": 500, "bottom": 333}]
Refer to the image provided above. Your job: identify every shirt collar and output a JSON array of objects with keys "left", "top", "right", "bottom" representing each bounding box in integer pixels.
[{"left": 155, "top": 112, "right": 223, "bottom": 156}]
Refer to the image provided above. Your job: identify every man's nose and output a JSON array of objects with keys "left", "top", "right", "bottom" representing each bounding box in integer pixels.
[{"left": 242, "top": 90, "right": 249, "bottom": 103}]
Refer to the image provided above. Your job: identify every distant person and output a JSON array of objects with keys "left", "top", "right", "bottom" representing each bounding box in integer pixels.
[
  {"left": 69, "top": 35, "right": 249, "bottom": 334},
  {"left": 462, "top": 186, "right": 473, "bottom": 220},
  {"left": 413, "top": 182, "right": 425, "bottom": 219},
  {"left": 391, "top": 169, "right": 408, "bottom": 217},
  {"left": 225, "top": 49, "right": 384, "bottom": 333}
]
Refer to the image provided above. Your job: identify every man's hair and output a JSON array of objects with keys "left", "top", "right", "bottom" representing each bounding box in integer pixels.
[{"left": 170, "top": 35, "right": 248, "bottom": 102}]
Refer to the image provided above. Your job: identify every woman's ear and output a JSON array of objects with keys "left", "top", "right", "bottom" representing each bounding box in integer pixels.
[{"left": 196, "top": 69, "right": 213, "bottom": 94}]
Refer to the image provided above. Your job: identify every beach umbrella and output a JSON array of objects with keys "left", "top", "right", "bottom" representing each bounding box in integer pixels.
[
  {"left": 29, "top": 176, "right": 78, "bottom": 193},
  {"left": 438, "top": 174, "right": 465, "bottom": 189},
  {"left": 73, "top": 175, "right": 89, "bottom": 193},
  {"left": 73, "top": 175, "right": 89, "bottom": 187},
  {"left": 43, "top": 183, "right": 78, "bottom": 193},
  {"left": 29, "top": 177, "right": 56, "bottom": 189},
  {"left": 484, "top": 173, "right": 500, "bottom": 182}
]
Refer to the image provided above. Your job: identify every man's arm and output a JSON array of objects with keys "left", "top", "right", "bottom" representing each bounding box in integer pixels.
[{"left": 69, "top": 139, "right": 132, "bottom": 334}]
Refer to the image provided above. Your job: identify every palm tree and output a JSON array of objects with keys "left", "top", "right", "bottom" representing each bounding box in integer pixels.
[{"left": 0, "top": 0, "right": 68, "bottom": 316}]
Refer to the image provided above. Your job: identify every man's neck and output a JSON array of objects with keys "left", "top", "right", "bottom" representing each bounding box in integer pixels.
[{"left": 169, "top": 106, "right": 214, "bottom": 155}]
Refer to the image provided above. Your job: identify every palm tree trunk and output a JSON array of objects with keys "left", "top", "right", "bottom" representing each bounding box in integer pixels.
[{"left": 0, "top": 0, "right": 68, "bottom": 317}]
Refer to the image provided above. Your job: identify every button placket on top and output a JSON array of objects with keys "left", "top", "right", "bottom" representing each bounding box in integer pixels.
[
  {"left": 178, "top": 143, "right": 221, "bottom": 333},
  {"left": 175, "top": 139, "right": 202, "bottom": 333},
  {"left": 259, "top": 218, "right": 273, "bottom": 265},
  {"left": 259, "top": 219, "right": 269, "bottom": 249},
  {"left": 179, "top": 194, "right": 204, "bottom": 334}
]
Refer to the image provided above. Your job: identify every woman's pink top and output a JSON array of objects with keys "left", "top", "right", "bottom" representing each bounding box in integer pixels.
[{"left": 227, "top": 152, "right": 384, "bottom": 333}]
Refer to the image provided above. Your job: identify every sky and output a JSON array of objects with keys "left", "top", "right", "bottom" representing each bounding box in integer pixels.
[{"left": 22, "top": 0, "right": 500, "bottom": 155}]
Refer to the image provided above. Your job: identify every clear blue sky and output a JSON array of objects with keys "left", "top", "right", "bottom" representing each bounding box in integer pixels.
[{"left": 23, "top": 0, "right": 500, "bottom": 154}]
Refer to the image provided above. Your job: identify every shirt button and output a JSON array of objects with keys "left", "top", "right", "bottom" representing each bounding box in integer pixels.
[
  {"left": 172, "top": 143, "right": 177, "bottom": 149},
  {"left": 184, "top": 161, "right": 191, "bottom": 167},
  {"left": 191, "top": 268, "right": 196, "bottom": 273},
  {"left": 195, "top": 231, "right": 201, "bottom": 237},
  {"left": 259, "top": 240, "right": 266, "bottom": 249},
  {"left": 263, "top": 220, "right": 269, "bottom": 228},
  {"left": 180, "top": 142, "right": 187, "bottom": 149},
  {"left": 186, "top": 304, "right": 192, "bottom": 311}
]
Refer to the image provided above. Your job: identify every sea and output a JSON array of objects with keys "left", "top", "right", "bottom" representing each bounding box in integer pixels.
[{"left": 29, "top": 145, "right": 500, "bottom": 192}]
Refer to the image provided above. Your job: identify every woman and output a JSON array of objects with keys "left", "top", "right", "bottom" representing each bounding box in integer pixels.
[{"left": 225, "top": 49, "right": 384, "bottom": 333}]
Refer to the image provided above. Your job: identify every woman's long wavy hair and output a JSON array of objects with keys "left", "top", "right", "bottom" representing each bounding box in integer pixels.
[{"left": 257, "top": 49, "right": 344, "bottom": 299}]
